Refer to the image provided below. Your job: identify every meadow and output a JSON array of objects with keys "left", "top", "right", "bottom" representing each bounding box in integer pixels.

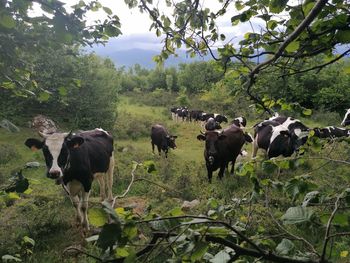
[{"left": 1, "top": 94, "right": 350, "bottom": 262}]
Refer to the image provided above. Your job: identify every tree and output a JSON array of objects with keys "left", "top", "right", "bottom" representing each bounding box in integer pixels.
[
  {"left": 125, "top": 0, "right": 350, "bottom": 113},
  {"left": 0, "top": 0, "right": 121, "bottom": 98}
]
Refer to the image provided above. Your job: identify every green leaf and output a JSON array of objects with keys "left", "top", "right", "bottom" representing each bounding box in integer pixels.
[
  {"left": 303, "top": 2, "right": 315, "bottom": 15},
  {"left": 262, "top": 160, "right": 278, "bottom": 174},
  {"left": 320, "top": 213, "right": 349, "bottom": 227},
  {"left": 191, "top": 242, "right": 209, "bottom": 261},
  {"left": 85, "top": 235, "right": 99, "bottom": 242},
  {"left": 336, "top": 30, "right": 350, "bottom": 44},
  {"left": 103, "top": 7, "right": 113, "bottom": 15},
  {"left": 0, "top": 14, "right": 16, "bottom": 29},
  {"left": 269, "top": 0, "right": 288, "bottom": 13},
  {"left": 58, "top": 87, "right": 67, "bottom": 96},
  {"left": 115, "top": 247, "right": 129, "bottom": 258},
  {"left": 169, "top": 207, "right": 184, "bottom": 216},
  {"left": 281, "top": 206, "right": 314, "bottom": 225},
  {"left": 207, "top": 227, "right": 230, "bottom": 236},
  {"left": 143, "top": 160, "right": 157, "bottom": 174},
  {"left": 8, "top": 192, "right": 20, "bottom": 200},
  {"left": 276, "top": 239, "right": 295, "bottom": 256},
  {"left": 88, "top": 208, "right": 108, "bottom": 227},
  {"left": 2, "top": 255, "right": 22, "bottom": 262},
  {"left": 210, "top": 250, "right": 230, "bottom": 263},
  {"left": 207, "top": 198, "right": 219, "bottom": 209},
  {"left": 285, "top": 41, "right": 300, "bottom": 53},
  {"left": 302, "top": 108, "right": 312, "bottom": 116},
  {"left": 22, "top": 236, "right": 35, "bottom": 247},
  {"left": 97, "top": 223, "right": 122, "bottom": 250},
  {"left": 38, "top": 91, "right": 51, "bottom": 102}
]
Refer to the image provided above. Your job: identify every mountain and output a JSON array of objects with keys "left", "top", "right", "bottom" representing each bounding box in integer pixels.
[{"left": 87, "top": 42, "right": 215, "bottom": 69}]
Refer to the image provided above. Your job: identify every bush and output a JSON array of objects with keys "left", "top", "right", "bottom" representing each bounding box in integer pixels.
[{"left": 0, "top": 144, "right": 19, "bottom": 165}]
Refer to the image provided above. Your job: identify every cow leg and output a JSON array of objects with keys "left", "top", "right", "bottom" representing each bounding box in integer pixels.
[
  {"left": 218, "top": 165, "right": 226, "bottom": 180},
  {"left": 252, "top": 134, "right": 259, "bottom": 159},
  {"left": 95, "top": 174, "right": 106, "bottom": 201},
  {"left": 106, "top": 153, "right": 115, "bottom": 201},
  {"left": 67, "top": 180, "right": 84, "bottom": 226},
  {"left": 81, "top": 191, "right": 90, "bottom": 231},
  {"left": 206, "top": 165, "right": 213, "bottom": 183},
  {"left": 70, "top": 195, "right": 83, "bottom": 226},
  {"left": 151, "top": 142, "right": 155, "bottom": 154},
  {"left": 230, "top": 160, "right": 236, "bottom": 175},
  {"left": 157, "top": 145, "right": 161, "bottom": 156}
]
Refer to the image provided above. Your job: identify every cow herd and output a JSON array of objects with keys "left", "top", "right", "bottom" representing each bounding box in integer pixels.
[{"left": 23, "top": 108, "right": 350, "bottom": 231}]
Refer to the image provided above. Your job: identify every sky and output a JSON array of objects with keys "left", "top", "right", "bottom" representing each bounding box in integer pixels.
[{"left": 77, "top": 0, "right": 253, "bottom": 51}]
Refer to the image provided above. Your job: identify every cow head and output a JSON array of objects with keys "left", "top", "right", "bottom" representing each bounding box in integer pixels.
[
  {"left": 341, "top": 109, "right": 350, "bottom": 126},
  {"left": 25, "top": 132, "right": 85, "bottom": 180},
  {"left": 268, "top": 127, "right": 296, "bottom": 157},
  {"left": 197, "top": 131, "right": 226, "bottom": 165},
  {"left": 166, "top": 135, "right": 177, "bottom": 149},
  {"left": 232, "top": 116, "right": 247, "bottom": 128}
]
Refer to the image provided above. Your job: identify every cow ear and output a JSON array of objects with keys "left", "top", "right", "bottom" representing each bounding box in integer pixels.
[
  {"left": 172, "top": 135, "right": 178, "bottom": 139},
  {"left": 66, "top": 136, "right": 84, "bottom": 149},
  {"left": 218, "top": 134, "right": 227, "bottom": 140},
  {"left": 25, "top": 138, "right": 44, "bottom": 151},
  {"left": 197, "top": 134, "right": 206, "bottom": 141}
]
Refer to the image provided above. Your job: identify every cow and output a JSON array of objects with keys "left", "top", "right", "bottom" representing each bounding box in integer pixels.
[
  {"left": 252, "top": 120, "right": 305, "bottom": 159},
  {"left": 24, "top": 128, "right": 114, "bottom": 231},
  {"left": 170, "top": 107, "right": 181, "bottom": 121},
  {"left": 200, "top": 113, "right": 214, "bottom": 122},
  {"left": 151, "top": 124, "right": 177, "bottom": 158},
  {"left": 313, "top": 126, "right": 350, "bottom": 138},
  {"left": 231, "top": 116, "right": 247, "bottom": 128},
  {"left": 214, "top": 114, "right": 228, "bottom": 123},
  {"left": 341, "top": 109, "right": 350, "bottom": 126},
  {"left": 176, "top": 107, "right": 189, "bottom": 122},
  {"left": 197, "top": 125, "right": 246, "bottom": 183},
  {"left": 205, "top": 117, "right": 222, "bottom": 131},
  {"left": 189, "top": 110, "right": 203, "bottom": 122}
]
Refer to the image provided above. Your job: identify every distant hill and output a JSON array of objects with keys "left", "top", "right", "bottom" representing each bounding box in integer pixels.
[{"left": 88, "top": 43, "right": 214, "bottom": 69}]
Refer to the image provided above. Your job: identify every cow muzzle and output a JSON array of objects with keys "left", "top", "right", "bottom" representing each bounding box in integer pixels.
[
  {"left": 47, "top": 170, "right": 61, "bottom": 179},
  {"left": 208, "top": 156, "right": 214, "bottom": 165}
]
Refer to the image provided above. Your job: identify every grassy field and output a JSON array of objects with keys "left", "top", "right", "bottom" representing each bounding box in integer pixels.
[{"left": 1, "top": 95, "right": 350, "bottom": 262}]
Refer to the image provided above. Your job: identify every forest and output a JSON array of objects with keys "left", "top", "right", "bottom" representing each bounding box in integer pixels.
[{"left": 1, "top": 0, "right": 350, "bottom": 262}]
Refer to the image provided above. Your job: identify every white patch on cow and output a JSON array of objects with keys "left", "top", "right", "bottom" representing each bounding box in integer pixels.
[
  {"left": 341, "top": 109, "right": 350, "bottom": 126},
  {"left": 270, "top": 125, "right": 289, "bottom": 144},
  {"left": 95, "top": 128, "right": 109, "bottom": 134},
  {"left": 214, "top": 113, "right": 219, "bottom": 118},
  {"left": 282, "top": 117, "right": 298, "bottom": 129},
  {"left": 45, "top": 133, "right": 68, "bottom": 176}
]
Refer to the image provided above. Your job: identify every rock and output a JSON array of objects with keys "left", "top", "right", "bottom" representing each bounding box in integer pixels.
[
  {"left": 25, "top": 162, "right": 41, "bottom": 168},
  {"left": 0, "top": 119, "right": 20, "bottom": 132},
  {"left": 31, "top": 115, "right": 58, "bottom": 133},
  {"left": 181, "top": 199, "right": 200, "bottom": 211}
]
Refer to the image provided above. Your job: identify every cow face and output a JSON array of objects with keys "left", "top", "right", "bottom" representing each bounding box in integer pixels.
[
  {"left": 232, "top": 117, "right": 247, "bottom": 128},
  {"left": 25, "top": 132, "right": 85, "bottom": 180},
  {"left": 341, "top": 109, "right": 350, "bottom": 126},
  {"left": 166, "top": 135, "right": 177, "bottom": 149},
  {"left": 268, "top": 127, "right": 294, "bottom": 157},
  {"left": 197, "top": 131, "right": 226, "bottom": 165}
]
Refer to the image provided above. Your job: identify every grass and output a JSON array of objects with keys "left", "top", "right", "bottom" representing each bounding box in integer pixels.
[{"left": 1, "top": 94, "right": 350, "bottom": 262}]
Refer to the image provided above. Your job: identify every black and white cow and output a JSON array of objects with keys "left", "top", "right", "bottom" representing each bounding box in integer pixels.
[
  {"left": 313, "top": 126, "right": 350, "bottom": 138},
  {"left": 214, "top": 114, "right": 228, "bottom": 124},
  {"left": 176, "top": 107, "right": 189, "bottom": 122},
  {"left": 151, "top": 124, "right": 177, "bottom": 158},
  {"left": 25, "top": 129, "right": 114, "bottom": 230},
  {"left": 252, "top": 120, "right": 304, "bottom": 159},
  {"left": 171, "top": 106, "right": 181, "bottom": 121},
  {"left": 189, "top": 110, "right": 203, "bottom": 122},
  {"left": 341, "top": 109, "right": 350, "bottom": 126}
]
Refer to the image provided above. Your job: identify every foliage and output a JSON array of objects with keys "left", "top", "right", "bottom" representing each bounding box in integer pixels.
[
  {"left": 0, "top": 144, "right": 20, "bottom": 165},
  {"left": 0, "top": 0, "right": 121, "bottom": 99}
]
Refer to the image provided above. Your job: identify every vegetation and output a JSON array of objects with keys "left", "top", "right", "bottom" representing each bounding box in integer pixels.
[{"left": 1, "top": 0, "right": 350, "bottom": 262}]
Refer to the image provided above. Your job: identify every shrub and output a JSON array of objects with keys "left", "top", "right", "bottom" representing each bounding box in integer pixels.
[{"left": 0, "top": 144, "right": 19, "bottom": 165}]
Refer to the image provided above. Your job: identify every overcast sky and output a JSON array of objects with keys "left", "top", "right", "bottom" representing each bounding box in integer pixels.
[{"left": 77, "top": 0, "right": 256, "bottom": 51}]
